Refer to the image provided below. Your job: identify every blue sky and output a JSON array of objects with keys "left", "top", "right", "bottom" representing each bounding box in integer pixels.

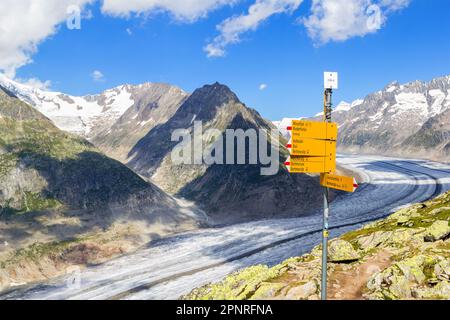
[{"left": 5, "top": 0, "right": 450, "bottom": 119}]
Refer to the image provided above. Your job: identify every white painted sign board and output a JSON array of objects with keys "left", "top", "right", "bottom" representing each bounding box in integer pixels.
[{"left": 324, "top": 72, "right": 338, "bottom": 90}]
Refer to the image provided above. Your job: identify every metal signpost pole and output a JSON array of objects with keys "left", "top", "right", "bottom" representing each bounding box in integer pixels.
[
  {"left": 287, "top": 72, "right": 342, "bottom": 300},
  {"left": 321, "top": 88, "right": 333, "bottom": 301}
]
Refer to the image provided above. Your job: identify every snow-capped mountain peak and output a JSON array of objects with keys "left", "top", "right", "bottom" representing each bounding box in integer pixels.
[
  {"left": 385, "top": 81, "right": 400, "bottom": 93},
  {"left": 0, "top": 74, "right": 136, "bottom": 136},
  {"left": 327, "top": 75, "right": 450, "bottom": 160},
  {"left": 0, "top": 73, "right": 45, "bottom": 106},
  {"left": 0, "top": 75, "right": 188, "bottom": 139},
  {"left": 335, "top": 99, "right": 364, "bottom": 112}
]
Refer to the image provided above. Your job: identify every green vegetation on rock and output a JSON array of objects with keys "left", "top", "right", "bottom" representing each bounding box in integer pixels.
[
  {"left": 0, "top": 86, "right": 151, "bottom": 215},
  {"left": 183, "top": 192, "right": 450, "bottom": 300}
]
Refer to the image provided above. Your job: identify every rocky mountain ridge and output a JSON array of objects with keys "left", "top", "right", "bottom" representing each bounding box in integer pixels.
[
  {"left": 0, "top": 84, "right": 205, "bottom": 263},
  {"left": 0, "top": 74, "right": 188, "bottom": 140},
  {"left": 327, "top": 75, "right": 450, "bottom": 161},
  {"left": 126, "top": 82, "right": 323, "bottom": 223}
]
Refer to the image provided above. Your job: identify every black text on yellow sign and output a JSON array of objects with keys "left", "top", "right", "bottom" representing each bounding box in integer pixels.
[
  {"left": 285, "top": 156, "right": 336, "bottom": 174},
  {"left": 320, "top": 173, "right": 359, "bottom": 193},
  {"left": 289, "top": 120, "right": 338, "bottom": 141},
  {"left": 287, "top": 138, "right": 336, "bottom": 157}
]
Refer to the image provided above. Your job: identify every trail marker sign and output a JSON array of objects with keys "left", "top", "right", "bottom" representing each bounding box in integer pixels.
[
  {"left": 289, "top": 120, "right": 338, "bottom": 141},
  {"left": 324, "top": 72, "right": 338, "bottom": 90},
  {"left": 285, "top": 120, "right": 338, "bottom": 173},
  {"left": 285, "top": 156, "right": 336, "bottom": 174},
  {"left": 287, "top": 138, "right": 336, "bottom": 157},
  {"left": 320, "top": 173, "right": 359, "bottom": 193}
]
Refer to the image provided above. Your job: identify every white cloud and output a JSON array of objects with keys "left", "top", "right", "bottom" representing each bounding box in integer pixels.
[
  {"left": 380, "top": 0, "right": 411, "bottom": 12},
  {"left": 101, "top": 0, "right": 237, "bottom": 22},
  {"left": 17, "top": 77, "right": 52, "bottom": 90},
  {"left": 259, "top": 83, "right": 268, "bottom": 90},
  {"left": 0, "top": 0, "right": 412, "bottom": 78},
  {"left": 126, "top": 28, "right": 133, "bottom": 35},
  {"left": 91, "top": 70, "right": 105, "bottom": 82},
  {"left": 303, "top": 0, "right": 411, "bottom": 44},
  {"left": 0, "top": 0, "right": 94, "bottom": 78},
  {"left": 205, "top": 0, "right": 303, "bottom": 57}
]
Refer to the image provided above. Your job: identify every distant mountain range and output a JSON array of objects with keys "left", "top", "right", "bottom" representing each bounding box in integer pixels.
[
  {"left": 0, "top": 84, "right": 204, "bottom": 251},
  {"left": 4, "top": 73, "right": 448, "bottom": 223},
  {"left": 275, "top": 75, "right": 450, "bottom": 162},
  {"left": 126, "top": 83, "right": 322, "bottom": 223},
  {"left": 0, "top": 74, "right": 136, "bottom": 138},
  {"left": 91, "top": 83, "right": 188, "bottom": 163},
  {"left": 0, "top": 76, "right": 323, "bottom": 224},
  {"left": 334, "top": 75, "right": 450, "bottom": 161}
]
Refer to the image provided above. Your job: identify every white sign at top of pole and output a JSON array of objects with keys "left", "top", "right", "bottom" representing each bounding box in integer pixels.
[{"left": 324, "top": 72, "right": 338, "bottom": 90}]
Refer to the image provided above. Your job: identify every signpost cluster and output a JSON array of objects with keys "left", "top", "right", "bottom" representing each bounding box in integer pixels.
[{"left": 285, "top": 72, "right": 359, "bottom": 301}]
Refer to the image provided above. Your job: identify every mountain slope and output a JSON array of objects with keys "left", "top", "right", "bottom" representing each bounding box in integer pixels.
[
  {"left": 0, "top": 85, "right": 204, "bottom": 251},
  {"left": 326, "top": 76, "right": 450, "bottom": 161},
  {"left": 403, "top": 108, "right": 450, "bottom": 157},
  {"left": 91, "top": 83, "right": 188, "bottom": 162},
  {"left": 127, "top": 83, "right": 322, "bottom": 223}
]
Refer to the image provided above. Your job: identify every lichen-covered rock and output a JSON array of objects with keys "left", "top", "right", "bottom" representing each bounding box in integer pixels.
[
  {"left": 367, "top": 268, "right": 412, "bottom": 299},
  {"left": 185, "top": 191, "right": 450, "bottom": 301},
  {"left": 427, "top": 207, "right": 450, "bottom": 216},
  {"left": 396, "top": 255, "right": 437, "bottom": 283},
  {"left": 284, "top": 281, "right": 317, "bottom": 300},
  {"left": 356, "top": 231, "right": 393, "bottom": 250},
  {"left": 387, "top": 205, "right": 422, "bottom": 223},
  {"left": 424, "top": 220, "right": 450, "bottom": 242},
  {"left": 388, "top": 228, "right": 419, "bottom": 245},
  {"left": 434, "top": 260, "right": 450, "bottom": 281},
  {"left": 366, "top": 255, "right": 445, "bottom": 300},
  {"left": 413, "top": 281, "right": 450, "bottom": 300},
  {"left": 183, "top": 265, "right": 282, "bottom": 300},
  {"left": 328, "top": 240, "right": 360, "bottom": 263},
  {"left": 250, "top": 282, "right": 285, "bottom": 300}
]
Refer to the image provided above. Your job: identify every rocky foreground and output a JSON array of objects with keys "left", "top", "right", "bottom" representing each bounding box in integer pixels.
[{"left": 184, "top": 192, "right": 450, "bottom": 300}]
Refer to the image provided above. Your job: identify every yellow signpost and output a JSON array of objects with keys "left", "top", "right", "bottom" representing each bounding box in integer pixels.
[
  {"left": 287, "top": 138, "right": 336, "bottom": 157},
  {"left": 320, "top": 173, "right": 359, "bottom": 193},
  {"left": 285, "top": 119, "right": 337, "bottom": 174},
  {"left": 289, "top": 120, "right": 338, "bottom": 141},
  {"left": 285, "top": 156, "right": 336, "bottom": 174},
  {"left": 285, "top": 72, "right": 359, "bottom": 301}
]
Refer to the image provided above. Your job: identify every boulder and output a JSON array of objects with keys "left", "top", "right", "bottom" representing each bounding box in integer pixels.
[
  {"left": 250, "top": 282, "right": 285, "bottom": 300},
  {"left": 413, "top": 281, "right": 450, "bottom": 300},
  {"left": 427, "top": 207, "right": 450, "bottom": 216},
  {"left": 434, "top": 260, "right": 450, "bottom": 281},
  {"left": 327, "top": 240, "right": 360, "bottom": 263},
  {"left": 356, "top": 231, "right": 393, "bottom": 250},
  {"left": 367, "top": 267, "right": 412, "bottom": 300},
  {"left": 366, "top": 255, "right": 443, "bottom": 300},
  {"left": 285, "top": 281, "right": 317, "bottom": 300},
  {"left": 395, "top": 256, "right": 431, "bottom": 284},
  {"left": 424, "top": 220, "right": 450, "bottom": 242},
  {"left": 387, "top": 206, "right": 422, "bottom": 222}
]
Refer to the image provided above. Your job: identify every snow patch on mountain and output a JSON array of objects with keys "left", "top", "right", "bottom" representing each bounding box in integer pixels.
[
  {"left": 392, "top": 92, "right": 428, "bottom": 116},
  {"left": 335, "top": 99, "right": 364, "bottom": 112},
  {"left": 331, "top": 75, "right": 450, "bottom": 160},
  {"left": 0, "top": 74, "right": 136, "bottom": 137}
]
